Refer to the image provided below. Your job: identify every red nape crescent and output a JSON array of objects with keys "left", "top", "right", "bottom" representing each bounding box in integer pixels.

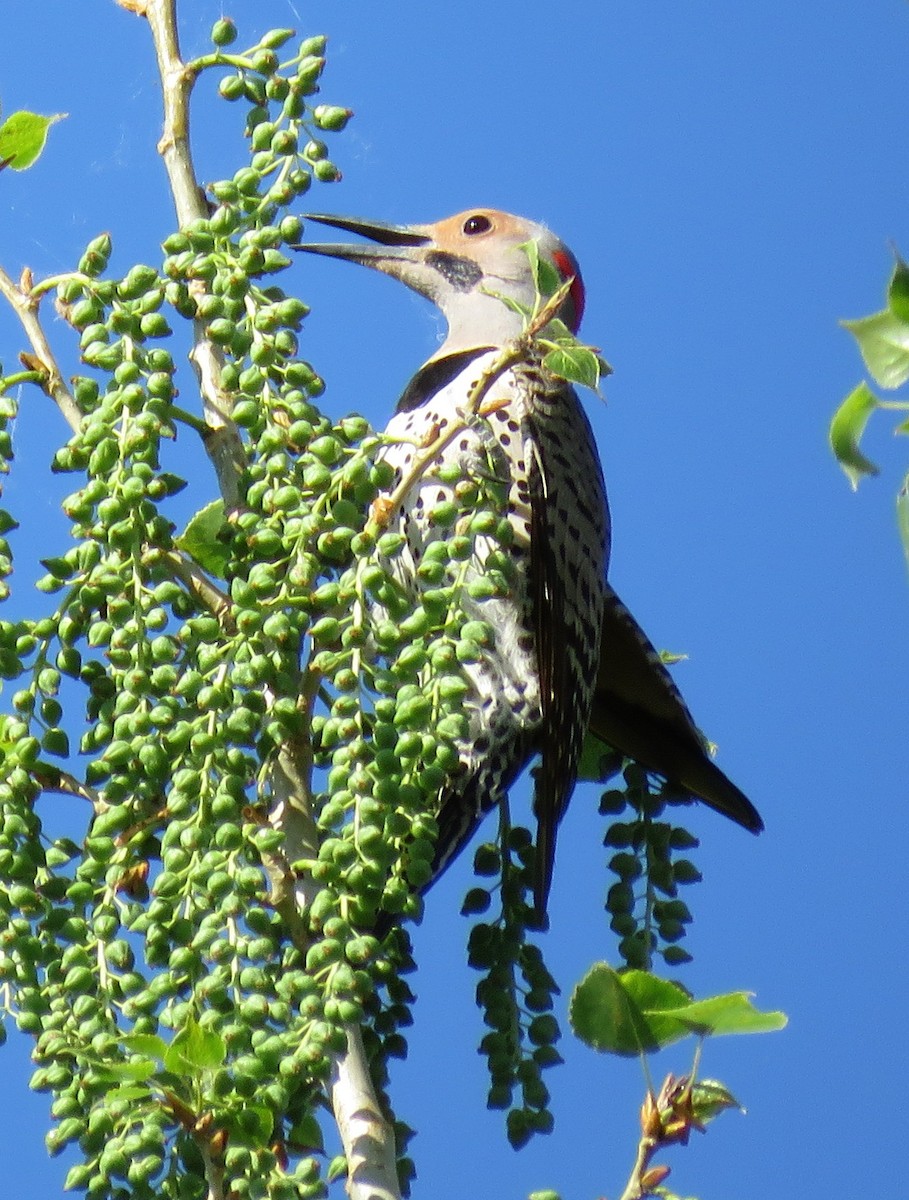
[{"left": 551, "top": 248, "right": 585, "bottom": 331}]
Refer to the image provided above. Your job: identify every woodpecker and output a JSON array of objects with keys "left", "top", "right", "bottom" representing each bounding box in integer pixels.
[{"left": 297, "top": 209, "right": 761, "bottom": 916}]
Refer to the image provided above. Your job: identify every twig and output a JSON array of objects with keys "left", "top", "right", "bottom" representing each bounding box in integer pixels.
[
  {"left": 32, "top": 767, "right": 105, "bottom": 810},
  {"left": 0, "top": 263, "right": 82, "bottom": 433},
  {"left": 162, "top": 550, "right": 234, "bottom": 627},
  {"left": 619, "top": 1072, "right": 703, "bottom": 1200},
  {"left": 369, "top": 290, "right": 566, "bottom": 532}
]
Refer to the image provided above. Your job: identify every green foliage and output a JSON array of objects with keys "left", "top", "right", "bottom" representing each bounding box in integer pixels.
[
  {"left": 0, "top": 12, "right": 585, "bottom": 1189},
  {"left": 492, "top": 240, "right": 612, "bottom": 393},
  {"left": 0, "top": 18, "right": 377, "bottom": 1200},
  {"left": 0, "top": 107, "right": 64, "bottom": 171},
  {"left": 176, "top": 501, "right": 230, "bottom": 578},
  {"left": 569, "top": 964, "right": 785, "bottom": 1057},
  {"left": 829, "top": 382, "right": 881, "bottom": 490},
  {"left": 833, "top": 254, "right": 909, "bottom": 564},
  {"left": 467, "top": 827, "right": 561, "bottom": 1149}
]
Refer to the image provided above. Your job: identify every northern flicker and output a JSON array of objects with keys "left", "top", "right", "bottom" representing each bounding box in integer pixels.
[{"left": 297, "top": 208, "right": 761, "bottom": 916}]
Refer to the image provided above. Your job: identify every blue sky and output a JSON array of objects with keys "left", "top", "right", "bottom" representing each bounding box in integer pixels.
[{"left": 2, "top": 1, "right": 908, "bottom": 1197}]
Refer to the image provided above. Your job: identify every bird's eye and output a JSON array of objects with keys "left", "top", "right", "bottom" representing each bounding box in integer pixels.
[{"left": 463, "top": 214, "right": 492, "bottom": 236}]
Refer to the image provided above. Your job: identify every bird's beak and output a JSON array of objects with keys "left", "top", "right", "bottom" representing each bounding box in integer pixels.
[{"left": 293, "top": 214, "right": 433, "bottom": 288}]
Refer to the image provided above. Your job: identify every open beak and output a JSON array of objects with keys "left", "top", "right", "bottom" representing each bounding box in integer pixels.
[{"left": 293, "top": 213, "right": 432, "bottom": 282}]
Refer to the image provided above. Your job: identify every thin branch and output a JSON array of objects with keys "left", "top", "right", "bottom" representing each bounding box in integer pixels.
[
  {"left": 618, "top": 1072, "right": 704, "bottom": 1200},
  {"left": 32, "top": 767, "right": 104, "bottom": 810},
  {"left": 369, "top": 286, "right": 569, "bottom": 532},
  {"left": 265, "top": 747, "right": 403, "bottom": 1200},
  {"left": 141, "top": 0, "right": 244, "bottom": 506},
  {"left": 0, "top": 263, "right": 82, "bottom": 433},
  {"left": 162, "top": 550, "right": 234, "bottom": 626}
]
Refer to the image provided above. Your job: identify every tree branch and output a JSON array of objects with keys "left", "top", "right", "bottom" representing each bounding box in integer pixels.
[
  {"left": 0, "top": 263, "right": 82, "bottom": 433},
  {"left": 140, "top": 0, "right": 244, "bottom": 506},
  {"left": 331, "top": 1026, "right": 400, "bottom": 1200}
]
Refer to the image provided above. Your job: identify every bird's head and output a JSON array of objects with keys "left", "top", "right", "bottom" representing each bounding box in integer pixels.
[{"left": 295, "top": 208, "right": 584, "bottom": 359}]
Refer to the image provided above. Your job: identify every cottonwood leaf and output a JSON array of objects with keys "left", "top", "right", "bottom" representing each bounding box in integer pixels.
[
  {"left": 842, "top": 310, "right": 909, "bottom": 389},
  {"left": 829, "top": 381, "right": 881, "bottom": 490},
  {"left": 177, "top": 499, "right": 229, "bottom": 577},
  {"left": 570, "top": 963, "right": 786, "bottom": 1057},
  {"left": 543, "top": 344, "right": 601, "bottom": 391},
  {"left": 0, "top": 111, "right": 65, "bottom": 171}
]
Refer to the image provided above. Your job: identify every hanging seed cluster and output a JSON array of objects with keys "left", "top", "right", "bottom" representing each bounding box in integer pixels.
[
  {"left": 601, "top": 764, "right": 702, "bottom": 970},
  {"left": 466, "top": 830, "right": 561, "bottom": 1151},
  {"left": 0, "top": 20, "right": 392, "bottom": 1200}
]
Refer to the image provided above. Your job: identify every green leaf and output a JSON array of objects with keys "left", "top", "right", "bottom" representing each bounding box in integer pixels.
[
  {"left": 690, "top": 1078, "right": 743, "bottom": 1126},
  {"left": 0, "top": 111, "right": 65, "bottom": 171},
  {"left": 176, "top": 499, "right": 229, "bottom": 577},
  {"left": 543, "top": 344, "right": 602, "bottom": 391},
  {"left": 570, "top": 964, "right": 786, "bottom": 1057},
  {"left": 658, "top": 649, "right": 687, "bottom": 666},
  {"left": 105, "top": 1083, "right": 155, "bottom": 1104},
  {"left": 888, "top": 256, "right": 909, "bottom": 323},
  {"left": 121, "top": 1033, "right": 168, "bottom": 1061},
  {"left": 570, "top": 964, "right": 690, "bottom": 1056},
  {"left": 480, "top": 286, "right": 529, "bottom": 319},
  {"left": 326, "top": 1155, "right": 348, "bottom": 1184},
  {"left": 93, "top": 1058, "right": 159, "bottom": 1084},
  {"left": 537, "top": 257, "right": 561, "bottom": 298},
  {"left": 664, "top": 991, "right": 787, "bottom": 1037},
  {"left": 842, "top": 310, "right": 909, "bottom": 389},
  {"left": 288, "top": 1112, "right": 325, "bottom": 1153},
  {"left": 521, "top": 239, "right": 541, "bottom": 283},
  {"left": 520, "top": 238, "right": 561, "bottom": 298},
  {"left": 164, "top": 1017, "right": 226, "bottom": 1075},
  {"left": 543, "top": 317, "right": 574, "bottom": 341},
  {"left": 829, "top": 382, "right": 881, "bottom": 490},
  {"left": 576, "top": 731, "right": 623, "bottom": 783}
]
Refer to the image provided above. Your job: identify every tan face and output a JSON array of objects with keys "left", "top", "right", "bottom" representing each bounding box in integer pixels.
[
  {"left": 420, "top": 209, "right": 538, "bottom": 253},
  {"left": 416, "top": 209, "right": 584, "bottom": 331}
]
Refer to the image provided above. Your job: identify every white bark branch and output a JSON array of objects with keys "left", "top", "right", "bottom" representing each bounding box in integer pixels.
[
  {"left": 141, "top": 0, "right": 244, "bottom": 506},
  {"left": 0, "top": 263, "right": 82, "bottom": 434},
  {"left": 331, "top": 1027, "right": 400, "bottom": 1200}
]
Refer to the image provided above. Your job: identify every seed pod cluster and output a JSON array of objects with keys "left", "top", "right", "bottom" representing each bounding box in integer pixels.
[
  {"left": 0, "top": 18, "right": 371, "bottom": 1200},
  {"left": 467, "top": 830, "right": 561, "bottom": 1149},
  {"left": 600, "top": 764, "right": 702, "bottom": 969},
  {"left": 213, "top": 27, "right": 346, "bottom": 198}
]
